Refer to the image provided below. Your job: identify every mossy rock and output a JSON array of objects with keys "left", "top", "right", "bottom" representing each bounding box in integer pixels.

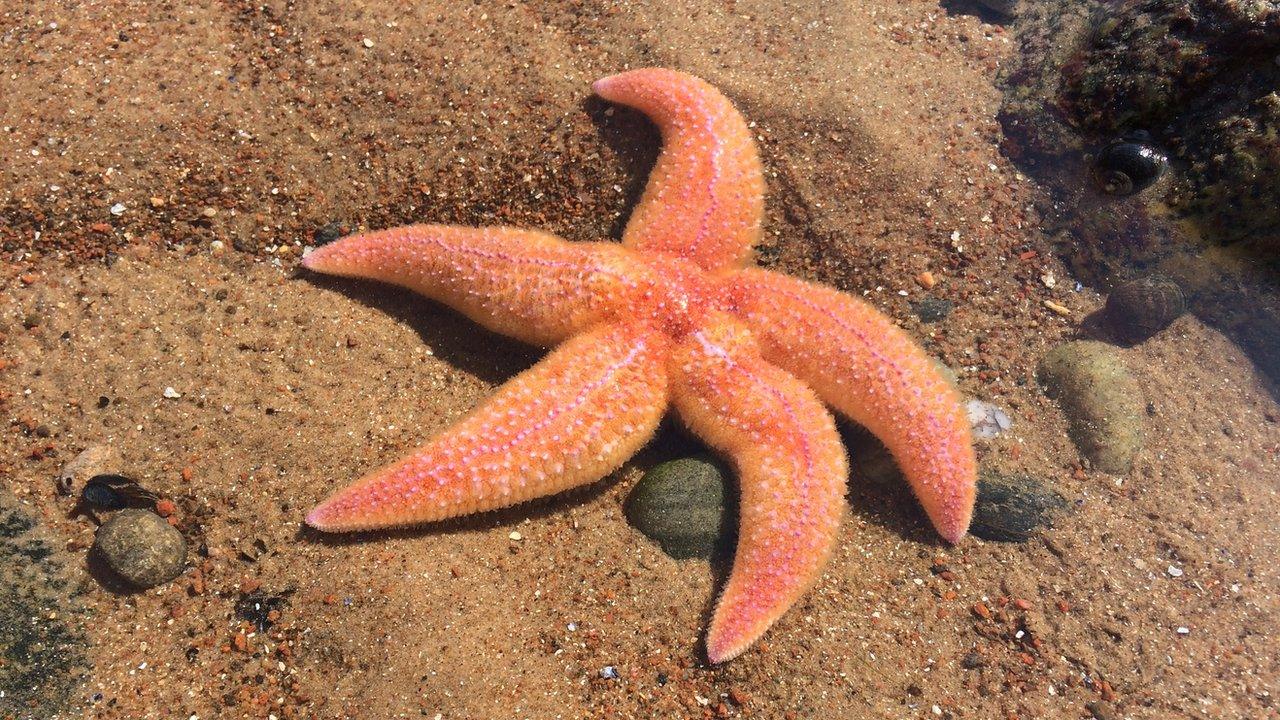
[
  {"left": 626, "top": 457, "right": 730, "bottom": 559},
  {"left": 1039, "top": 341, "right": 1144, "bottom": 474},
  {"left": 971, "top": 472, "right": 1069, "bottom": 542}
]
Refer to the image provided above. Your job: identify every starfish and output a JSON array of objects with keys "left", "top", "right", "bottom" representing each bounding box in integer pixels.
[{"left": 302, "top": 68, "right": 976, "bottom": 663}]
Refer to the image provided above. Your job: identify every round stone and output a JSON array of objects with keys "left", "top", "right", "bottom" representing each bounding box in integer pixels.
[
  {"left": 93, "top": 509, "right": 186, "bottom": 588},
  {"left": 625, "top": 457, "right": 729, "bottom": 559}
]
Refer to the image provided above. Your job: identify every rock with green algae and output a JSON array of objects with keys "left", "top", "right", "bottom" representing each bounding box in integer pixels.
[
  {"left": 625, "top": 457, "right": 730, "bottom": 559},
  {"left": 1003, "top": 0, "right": 1280, "bottom": 250},
  {"left": 971, "top": 471, "right": 1069, "bottom": 542},
  {"left": 1038, "top": 341, "right": 1145, "bottom": 474}
]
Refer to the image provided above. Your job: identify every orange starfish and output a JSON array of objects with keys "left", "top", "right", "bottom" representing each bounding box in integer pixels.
[{"left": 303, "top": 68, "right": 976, "bottom": 663}]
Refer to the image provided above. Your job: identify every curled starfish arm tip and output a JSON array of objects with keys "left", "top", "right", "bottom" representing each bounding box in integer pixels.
[{"left": 594, "top": 68, "right": 764, "bottom": 273}]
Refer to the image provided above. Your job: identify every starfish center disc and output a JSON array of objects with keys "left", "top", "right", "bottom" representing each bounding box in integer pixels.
[{"left": 626, "top": 253, "right": 727, "bottom": 339}]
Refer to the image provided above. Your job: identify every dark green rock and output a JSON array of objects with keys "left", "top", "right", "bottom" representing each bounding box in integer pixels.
[
  {"left": 93, "top": 509, "right": 186, "bottom": 588},
  {"left": 0, "top": 491, "right": 87, "bottom": 719},
  {"left": 626, "top": 457, "right": 729, "bottom": 559},
  {"left": 1039, "top": 341, "right": 1145, "bottom": 474},
  {"left": 971, "top": 472, "right": 1068, "bottom": 542}
]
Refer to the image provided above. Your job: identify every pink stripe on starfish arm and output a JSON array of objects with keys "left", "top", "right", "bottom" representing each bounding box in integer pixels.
[
  {"left": 306, "top": 322, "right": 669, "bottom": 532},
  {"left": 302, "top": 225, "right": 636, "bottom": 347},
  {"left": 726, "top": 269, "right": 977, "bottom": 543},
  {"left": 668, "top": 316, "right": 847, "bottom": 663},
  {"left": 594, "top": 68, "right": 764, "bottom": 273}
]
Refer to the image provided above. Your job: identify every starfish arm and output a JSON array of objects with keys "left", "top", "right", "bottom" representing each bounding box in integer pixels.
[
  {"left": 306, "top": 323, "right": 669, "bottom": 532},
  {"left": 669, "top": 318, "right": 848, "bottom": 663},
  {"left": 725, "top": 268, "right": 977, "bottom": 543},
  {"left": 594, "top": 68, "right": 764, "bottom": 273},
  {"left": 302, "top": 225, "right": 635, "bottom": 347}
]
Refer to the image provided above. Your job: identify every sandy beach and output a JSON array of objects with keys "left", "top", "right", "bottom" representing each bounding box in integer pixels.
[{"left": 2, "top": 2, "right": 1277, "bottom": 718}]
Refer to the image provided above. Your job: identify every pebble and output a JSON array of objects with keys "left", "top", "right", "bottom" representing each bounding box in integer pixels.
[
  {"left": 1086, "top": 701, "right": 1118, "bottom": 720},
  {"left": 598, "top": 666, "right": 619, "bottom": 680},
  {"left": 162, "top": 386, "right": 182, "bottom": 399},
  {"left": 93, "top": 509, "right": 186, "bottom": 588},
  {"left": 313, "top": 221, "right": 344, "bottom": 245},
  {"left": 965, "top": 399, "right": 1012, "bottom": 439},
  {"left": 1038, "top": 341, "right": 1144, "bottom": 474},
  {"left": 970, "top": 471, "right": 1068, "bottom": 542},
  {"left": 109, "top": 202, "right": 125, "bottom": 216},
  {"left": 911, "top": 297, "right": 953, "bottom": 323},
  {"left": 625, "top": 457, "right": 728, "bottom": 559},
  {"left": 1104, "top": 275, "right": 1185, "bottom": 344},
  {"left": 56, "top": 444, "right": 123, "bottom": 496}
]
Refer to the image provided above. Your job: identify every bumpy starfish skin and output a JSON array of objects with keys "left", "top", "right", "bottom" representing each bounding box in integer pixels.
[{"left": 303, "top": 68, "right": 977, "bottom": 663}]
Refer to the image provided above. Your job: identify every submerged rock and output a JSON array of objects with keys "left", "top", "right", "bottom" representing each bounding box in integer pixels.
[
  {"left": 1038, "top": 341, "right": 1144, "bottom": 474},
  {"left": 999, "top": 0, "right": 1280, "bottom": 383},
  {"left": 93, "top": 509, "right": 186, "bottom": 588},
  {"left": 912, "top": 297, "right": 954, "bottom": 323},
  {"left": 971, "top": 472, "right": 1068, "bottom": 542},
  {"left": 626, "top": 457, "right": 729, "bottom": 559}
]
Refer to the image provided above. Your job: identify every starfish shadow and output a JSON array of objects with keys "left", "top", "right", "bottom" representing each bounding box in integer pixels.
[
  {"left": 298, "top": 270, "right": 542, "bottom": 385},
  {"left": 582, "top": 95, "right": 661, "bottom": 241},
  {"left": 838, "top": 422, "right": 943, "bottom": 547}
]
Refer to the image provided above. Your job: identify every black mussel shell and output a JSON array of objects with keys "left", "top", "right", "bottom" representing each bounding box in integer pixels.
[
  {"left": 1094, "top": 134, "right": 1167, "bottom": 196},
  {"left": 80, "top": 474, "right": 160, "bottom": 510}
]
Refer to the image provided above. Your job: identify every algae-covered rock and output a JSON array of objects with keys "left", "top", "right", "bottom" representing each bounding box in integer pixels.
[
  {"left": 626, "top": 457, "right": 729, "bottom": 559},
  {"left": 971, "top": 471, "right": 1069, "bottom": 542},
  {"left": 93, "top": 509, "right": 187, "bottom": 588},
  {"left": 998, "top": 1, "right": 1280, "bottom": 387},
  {"left": 1038, "top": 341, "right": 1144, "bottom": 474}
]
